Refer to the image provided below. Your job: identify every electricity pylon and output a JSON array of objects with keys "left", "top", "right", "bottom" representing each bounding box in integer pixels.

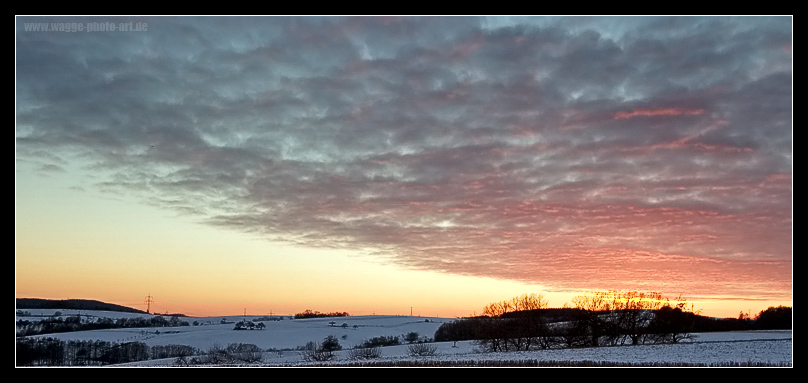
[{"left": 145, "top": 295, "right": 154, "bottom": 314}]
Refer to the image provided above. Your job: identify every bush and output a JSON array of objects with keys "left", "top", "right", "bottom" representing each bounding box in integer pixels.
[
  {"left": 360, "top": 335, "right": 400, "bottom": 348},
  {"left": 347, "top": 346, "right": 382, "bottom": 360},
  {"left": 403, "top": 331, "right": 420, "bottom": 343},
  {"left": 300, "top": 341, "right": 336, "bottom": 362},
  {"left": 226, "top": 343, "right": 264, "bottom": 363},
  {"left": 200, "top": 343, "right": 230, "bottom": 364},
  {"left": 407, "top": 343, "right": 438, "bottom": 357},
  {"left": 320, "top": 335, "right": 342, "bottom": 352},
  {"left": 298, "top": 336, "right": 343, "bottom": 362}
]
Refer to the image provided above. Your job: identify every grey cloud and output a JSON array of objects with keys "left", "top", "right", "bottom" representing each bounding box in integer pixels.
[{"left": 16, "top": 16, "right": 791, "bottom": 298}]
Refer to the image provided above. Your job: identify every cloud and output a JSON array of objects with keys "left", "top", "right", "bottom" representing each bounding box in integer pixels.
[
  {"left": 16, "top": 16, "right": 792, "bottom": 299},
  {"left": 614, "top": 108, "right": 706, "bottom": 120}
]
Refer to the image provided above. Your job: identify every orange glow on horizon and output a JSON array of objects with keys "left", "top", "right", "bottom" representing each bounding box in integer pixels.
[{"left": 15, "top": 287, "right": 791, "bottom": 321}]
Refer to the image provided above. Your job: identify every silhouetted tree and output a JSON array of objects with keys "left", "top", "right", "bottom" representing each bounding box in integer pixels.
[
  {"left": 434, "top": 318, "right": 480, "bottom": 346},
  {"left": 479, "top": 293, "right": 551, "bottom": 351},
  {"left": 754, "top": 306, "right": 792, "bottom": 329},
  {"left": 571, "top": 292, "right": 612, "bottom": 347},
  {"left": 648, "top": 305, "right": 695, "bottom": 343},
  {"left": 608, "top": 291, "right": 664, "bottom": 345},
  {"left": 475, "top": 316, "right": 512, "bottom": 352},
  {"left": 556, "top": 308, "right": 591, "bottom": 348},
  {"left": 294, "top": 310, "right": 349, "bottom": 319}
]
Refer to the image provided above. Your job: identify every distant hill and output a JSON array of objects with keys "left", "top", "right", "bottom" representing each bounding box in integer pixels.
[{"left": 16, "top": 298, "right": 148, "bottom": 314}]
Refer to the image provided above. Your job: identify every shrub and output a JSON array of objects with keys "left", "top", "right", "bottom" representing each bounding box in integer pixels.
[
  {"left": 403, "top": 331, "right": 420, "bottom": 343},
  {"left": 173, "top": 356, "right": 190, "bottom": 366},
  {"left": 347, "top": 346, "right": 382, "bottom": 360},
  {"left": 300, "top": 341, "right": 335, "bottom": 362},
  {"left": 361, "top": 335, "right": 400, "bottom": 348},
  {"left": 320, "top": 335, "right": 342, "bottom": 352},
  {"left": 406, "top": 343, "right": 438, "bottom": 357},
  {"left": 200, "top": 343, "right": 230, "bottom": 364},
  {"left": 226, "top": 343, "right": 264, "bottom": 363}
]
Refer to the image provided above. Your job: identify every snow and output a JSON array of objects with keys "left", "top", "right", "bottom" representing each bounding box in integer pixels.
[{"left": 16, "top": 309, "right": 792, "bottom": 367}]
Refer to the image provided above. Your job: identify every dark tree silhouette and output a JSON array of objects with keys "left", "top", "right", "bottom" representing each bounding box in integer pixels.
[{"left": 754, "top": 306, "right": 792, "bottom": 329}]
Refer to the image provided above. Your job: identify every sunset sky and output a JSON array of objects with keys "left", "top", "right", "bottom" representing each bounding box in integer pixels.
[{"left": 16, "top": 16, "right": 791, "bottom": 319}]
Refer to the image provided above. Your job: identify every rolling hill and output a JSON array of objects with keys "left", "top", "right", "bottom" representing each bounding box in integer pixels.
[{"left": 16, "top": 298, "right": 148, "bottom": 314}]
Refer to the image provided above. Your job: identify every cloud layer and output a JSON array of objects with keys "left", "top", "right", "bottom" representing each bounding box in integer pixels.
[{"left": 16, "top": 16, "right": 792, "bottom": 300}]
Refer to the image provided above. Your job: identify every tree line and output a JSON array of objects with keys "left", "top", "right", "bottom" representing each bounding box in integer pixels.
[
  {"left": 434, "top": 292, "right": 791, "bottom": 352},
  {"left": 16, "top": 337, "right": 154, "bottom": 366},
  {"left": 293, "top": 310, "right": 350, "bottom": 319},
  {"left": 16, "top": 315, "right": 190, "bottom": 337},
  {"left": 16, "top": 337, "right": 268, "bottom": 366}
]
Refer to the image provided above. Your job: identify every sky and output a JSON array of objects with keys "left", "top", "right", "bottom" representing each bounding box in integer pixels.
[{"left": 16, "top": 16, "right": 792, "bottom": 319}]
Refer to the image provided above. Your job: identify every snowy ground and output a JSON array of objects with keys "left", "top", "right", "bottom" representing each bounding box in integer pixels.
[{"left": 16, "top": 309, "right": 793, "bottom": 367}]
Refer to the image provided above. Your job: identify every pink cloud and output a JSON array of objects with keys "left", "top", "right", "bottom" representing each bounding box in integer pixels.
[
  {"left": 614, "top": 107, "right": 707, "bottom": 120},
  {"left": 447, "top": 33, "right": 485, "bottom": 60}
]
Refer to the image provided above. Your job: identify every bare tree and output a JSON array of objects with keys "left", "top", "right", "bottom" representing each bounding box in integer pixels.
[
  {"left": 406, "top": 343, "right": 438, "bottom": 357},
  {"left": 609, "top": 291, "right": 664, "bottom": 345},
  {"left": 648, "top": 294, "right": 699, "bottom": 343},
  {"left": 479, "top": 293, "right": 550, "bottom": 351},
  {"left": 347, "top": 345, "right": 382, "bottom": 360},
  {"left": 300, "top": 341, "right": 335, "bottom": 362},
  {"left": 571, "top": 292, "right": 612, "bottom": 347}
]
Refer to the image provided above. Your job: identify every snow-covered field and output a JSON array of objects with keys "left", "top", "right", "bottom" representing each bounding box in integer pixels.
[{"left": 17, "top": 309, "right": 793, "bottom": 367}]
